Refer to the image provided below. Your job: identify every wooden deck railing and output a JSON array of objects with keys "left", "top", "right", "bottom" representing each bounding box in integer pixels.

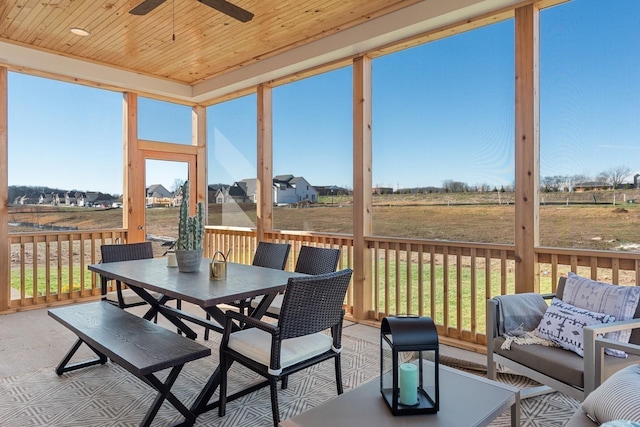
[
  {"left": 7, "top": 229, "right": 127, "bottom": 309},
  {"left": 6, "top": 226, "right": 640, "bottom": 350},
  {"left": 365, "top": 237, "right": 516, "bottom": 345}
]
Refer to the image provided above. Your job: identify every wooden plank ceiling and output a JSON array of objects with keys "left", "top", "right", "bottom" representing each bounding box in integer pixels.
[{"left": 0, "top": 0, "right": 422, "bottom": 86}]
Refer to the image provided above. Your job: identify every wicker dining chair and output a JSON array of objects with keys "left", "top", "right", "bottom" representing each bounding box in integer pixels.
[
  {"left": 204, "top": 241, "right": 291, "bottom": 340},
  {"left": 100, "top": 242, "right": 181, "bottom": 315},
  {"left": 252, "top": 241, "right": 291, "bottom": 270},
  {"left": 250, "top": 245, "right": 341, "bottom": 319},
  {"left": 294, "top": 245, "right": 340, "bottom": 275},
  {"left": 219, "top": 269, "right": 353, "bottom": 427}
]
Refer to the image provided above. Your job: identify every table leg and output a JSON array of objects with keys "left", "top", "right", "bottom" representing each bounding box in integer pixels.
[
  {"left": 127, "top": 285, "right": 197, "bottom": 339},
  {"left": 511, "top": 390, "right": 521, "bottom": 427},
  {"left": 247, "top": 292, "right": 278, "bottom": 320}
]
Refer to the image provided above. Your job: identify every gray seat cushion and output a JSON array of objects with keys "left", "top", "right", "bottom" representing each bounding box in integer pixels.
[
  {"left": 493, "top": 336, "right": 640, "bottom": 389},
  {"left": 494, "top": 336, "right": 585, "bottom": 387}
]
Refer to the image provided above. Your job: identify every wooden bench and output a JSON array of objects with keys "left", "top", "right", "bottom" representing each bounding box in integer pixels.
[{"left": 48, "top": 301, "right": 211, "bottom": 427}]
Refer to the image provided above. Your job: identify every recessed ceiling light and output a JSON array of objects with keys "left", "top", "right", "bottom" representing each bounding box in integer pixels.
[{"left": 70, "top": 27, "right": 90, "bottom": 37}]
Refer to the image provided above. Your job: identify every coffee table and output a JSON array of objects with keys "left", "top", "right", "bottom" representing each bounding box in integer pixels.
[{"left": 279, "top": 364, "right": 520, "bottom": 427}]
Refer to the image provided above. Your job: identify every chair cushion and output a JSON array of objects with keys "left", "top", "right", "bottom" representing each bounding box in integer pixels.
[
  {"left": 228, "top": 327, "right": 333, "bottom": 370},
  {"left": 494, "top": 337, "right": 640, "bottom": 390},
  {"left": 250, "top": 294, "right": 284, "bottom": 316},
  {"left": 495, "top": 335, "right": 586, "bottom": 387},
  {"left": 582, "top": 364, "right": 640, "bottom": 424},
  {"left": 563, "top": 273, "right": 640, "bottom": 357},
  {"left": 535, "top": 298, "right": 616, "bottom": 357},
  {"left": 105, "top": 289, "right": 162, "bottom": 306}
]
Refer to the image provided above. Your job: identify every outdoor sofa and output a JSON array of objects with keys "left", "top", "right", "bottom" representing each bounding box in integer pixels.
[{"left": 487, "top": 275, "right": 640, "bottom": 402}]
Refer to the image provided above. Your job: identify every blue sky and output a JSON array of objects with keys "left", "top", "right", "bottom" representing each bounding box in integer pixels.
[{"left": 7, "top": 0, "right": 639, "bottom": 195}]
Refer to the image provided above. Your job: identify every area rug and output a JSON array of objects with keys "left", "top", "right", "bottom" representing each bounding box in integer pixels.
[{"left": 0, "top": 333, "right": 579, "bottom": 426}]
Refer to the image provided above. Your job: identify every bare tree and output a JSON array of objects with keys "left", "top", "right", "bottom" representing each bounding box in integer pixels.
[
  {"left": 442, "top": 180, "right": 468, "bottom": 193},
  {"left": 171, "top": 178, "right": 186, "bottom": 194},
  {"left": 599, "top": 165, "right": 631, "bottom": 189}
]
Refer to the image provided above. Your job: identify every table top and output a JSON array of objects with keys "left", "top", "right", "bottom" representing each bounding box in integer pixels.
[
  {"left": 279, "top": 364, "right": 518, "bottom": 427},
  {"left": 89, "top": 258, "right": 304, "bottom": 308}
]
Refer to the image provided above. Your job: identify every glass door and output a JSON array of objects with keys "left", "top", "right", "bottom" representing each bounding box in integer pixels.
[{"left": 144, "top": 159, "right": 189, "bottom": 257}]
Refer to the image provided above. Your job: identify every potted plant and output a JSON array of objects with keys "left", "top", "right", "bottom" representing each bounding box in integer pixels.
[{"left": 175, "top": 180, "right": 205, "bottom": 272}]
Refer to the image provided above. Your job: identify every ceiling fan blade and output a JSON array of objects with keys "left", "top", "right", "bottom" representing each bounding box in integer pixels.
[
  {"left": 130, "top": 0, "right": 167, "bottom": 15},
  {"left": 198, "top": 0, "right": 254, "bottom": 22}
]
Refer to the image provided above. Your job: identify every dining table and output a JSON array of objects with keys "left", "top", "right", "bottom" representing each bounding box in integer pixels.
[{"left": 89, "top": 256, "right": 306, "bottom": 417}]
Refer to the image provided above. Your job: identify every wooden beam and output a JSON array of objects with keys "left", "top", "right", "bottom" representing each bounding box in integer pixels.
[
  {"left": 257, "top": 84, "right": 273, "bottom": 241},
  {"left": 514, "top": 4, "right": 540, "bottom": 293},
  {"left": 0, "top": 67, "right": 8, "bottom": 311},
  {"left": 138, "top": 139, "right": 199, "bottom": 155},
  {"left": 123, "top": 92, "right": 145, "bottom": 243},
  {"left": 352, "top": 56, "right": 373, "bottom": 320}
]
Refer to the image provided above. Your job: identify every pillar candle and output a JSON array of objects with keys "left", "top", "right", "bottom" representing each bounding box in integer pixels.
[
  {"left": 167, "top": 251, "right": 178, "bottom": 268},
  {"left": 399, "top": 363, "right": 418, "bottom": 406}
]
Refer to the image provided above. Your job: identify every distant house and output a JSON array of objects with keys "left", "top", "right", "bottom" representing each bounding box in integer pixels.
[
  {"left": 14, "top": 195, "right": 28, "bottom": 205},
  {"left": 315, "top": 186, "right": 348, "bottom": 196},
  {"left": 214, "top": 181, "right": 254, "bottom": 204},
  {"left": 273, "top": 175, "right": 318, "bottom": 205},
  {"left": 372, "top": 187, "right": 394, "bottom": 195},
  {"left": 208, "top": 183, "right": 227, "bottom": 203},
  {"left": 40, "top": 192, "right": 60, "bottom": 205},
  {"left": 146, "top": 184, "right": 173, "bottom": 207},
  {"left": 573, "top": 182, "right": 613, "bottom": 192},
  {"left": 214, "top": 175, "right": 318, "bottom": 205},
  {"left": 75, "top": 192, "right": 86, "bottom": 207}
]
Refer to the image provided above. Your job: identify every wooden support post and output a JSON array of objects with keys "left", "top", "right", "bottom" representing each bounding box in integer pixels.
[
  {"left": 257, "top": 85, "right": 274, "bottom": 242},
  {"left": 0, "top": 67, "right": 9, "bottom": 311},
  {"left": 353, "top": 56, "right": 373, "bottom": 320},
  {"left": 123, "top": 92, "right": 145, "bottom": 243},
  {"left": 193, "top": 105, "right": 207, "bottom": 211},
  {"left": 514, "top": 5, "right": 540, "bottom": 293}
]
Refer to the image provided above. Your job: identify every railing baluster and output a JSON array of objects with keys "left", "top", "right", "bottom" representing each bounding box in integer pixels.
[
  {"left": 45, "top": 235, "right": 51, "bottom": 302},
  {"left": 442, "top": 246, "right": 449, "bottom": 333},
  {"left": 406, "top": 243, "right": 412, "bottom": 315},
  {"left": 9, "top": 226, "right": 640, "bottom": 348},
  {"left": 417, "top": 244, "right": 424, "bottom": 317},
  {"left": 57, "top": 238, "right": 63, "bottom": 298},
  {"left": 456, "top": 248, "right": 462, "bottom": 335},
  {"left": 430, "top": 245, "right": 436, "bottom": 320},
  {"left": 470, "top": 247, "right": 477, "bottom": 340}
]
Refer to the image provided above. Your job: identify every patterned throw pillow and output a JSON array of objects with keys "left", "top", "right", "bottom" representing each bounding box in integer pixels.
[
  {"left": 563, "top": 272, "right": 640, "bottom": 357},
  {"left": 535, "top": 298, "right": 616, "bottom": 357},
  {"left": 582, "top": 364, "right": 640, "bottom": 424}
]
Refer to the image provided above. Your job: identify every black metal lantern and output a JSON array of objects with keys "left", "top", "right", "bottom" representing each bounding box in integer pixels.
[{"left": 380, "top": 315, "right": 439, "bottom": 415}]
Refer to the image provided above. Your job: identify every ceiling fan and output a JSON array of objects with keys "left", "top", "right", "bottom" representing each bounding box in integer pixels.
[{"left": 129, "top": 0, "right": 254, "bottom": 23}]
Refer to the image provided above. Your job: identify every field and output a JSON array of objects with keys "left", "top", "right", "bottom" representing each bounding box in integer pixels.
[
  {"left": 8, "top": 189, "right": 640, "bottom": 254},
  {"left": 9, "top": 190, "right": 640, "bottom": 320}
]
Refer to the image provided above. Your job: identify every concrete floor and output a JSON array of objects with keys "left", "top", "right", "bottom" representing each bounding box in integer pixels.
[{"left": 0, "top": 301, "right": 487, "bottom": 378}]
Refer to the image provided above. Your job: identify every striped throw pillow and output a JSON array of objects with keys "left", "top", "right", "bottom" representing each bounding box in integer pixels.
[
  {"left": 563, "top": 272, "right": 640, "bottom": 358},
  {"left": 582, "top": 364, "right": 640, "bottom": 423}
]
